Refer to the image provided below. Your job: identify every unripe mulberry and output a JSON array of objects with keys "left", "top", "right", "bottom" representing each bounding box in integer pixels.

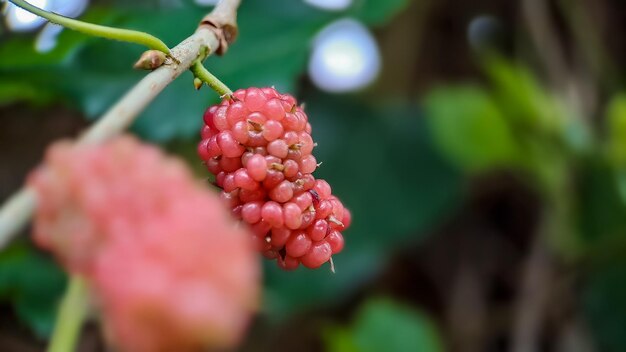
[
  {"left": 198, "top": 87, "right": 351, "bottom": 270},
  {"left": 29, "top": 136, "right": 260, "bottom": 352}
]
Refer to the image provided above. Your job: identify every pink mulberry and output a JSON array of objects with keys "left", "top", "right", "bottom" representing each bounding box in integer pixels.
[
  {"left": 29, "top": 135, "right": 260, "bottom": 351},
  {"left": 197, "top": 87, "right": 351, "bottom": 270}
]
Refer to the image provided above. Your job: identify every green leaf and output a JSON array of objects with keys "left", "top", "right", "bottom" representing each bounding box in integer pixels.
[
  {"left": 348, "top": 0, "right": 411, "bottom": 26},
  {"left": 134, "top": 0, "right": 333, "bottom": 141},
  {"left": 133, "top": 0, "right": 331, "bottom": 141},
  {"left": 606, "top": 94, "right": 626, "bottom": 165},
  {"left": 424, "top": 85, "right": 521, "bottom": 171},
  {"left": 584, "top": 260, "right": 626, "bottom": 352},
  {"left": 325, "top": 298, "right": 444, "bottom": 352},
  {"left": 324, "top": 326, "right": 360, "bottom": 352},
  {"left": 0, "top": 81, "right": 56, "bottom": 106},
  {"left": 0, "top": 0, "right": 412, "bottom": 141},
  {"left": 0, "top": 242, "right": 67, "bottom": 338},
  {"left": 0, "top": 10, "right": 102, "bottom": 69},
  {"left": 577, "top": 159, "right": 626, "bottom": 246},
  {"left": 263, "top": 92, "right": 461, "bottom": 318},
  {"left": 483, "top": 56, "right": 561, "bottom": 132},
  {"left": 0, "top": 1, "right": 337, "bottom": 141},
  {"left": 485, "top": 56, "right": 592, "bottom": 157}
]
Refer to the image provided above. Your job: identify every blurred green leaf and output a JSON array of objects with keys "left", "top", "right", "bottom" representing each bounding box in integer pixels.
[
  {"left": 484, "top": 56, "right": 561, "bottom": 132},
  {"left": 0, "top": 0, "right": 410, "bottom": 141},
  {"left": 0, "top": 1, "right": 325, "bottom": 142},
  {"left": 577, "top": 159, "right": 626, "bottom": 246},
  {"left": 0, "top": 242, "right": 66, "bottom": 338},
  {"left": 324, "top": 326, "right": 360, "bottom": 352},
  {"left": 0, "top": 10, "right": 107, "bottom": 69},
  {"left": 484, "top": 56, "right": 592, "bottom": 157},
  {"left": 606, "top": 94, "right": 626, "bottom": 164},
  {"left": 263, "top": 92, "right": 461, "bottom": 317},
  {"left": 611, "top": 94, "right": 626, "bottom": 204},
  {"left": 481, "top": 58, "right": 591, "bottom": 201},
  {"left": 0, "top": 81, "right": 56, "bottom": 106},
  {"left": 131, "top": 1, "right": 332, "bottom": 140},
  {"left": 324, "top": 298, "right": 444, "bottom": 352},
  {"left": 584, "top": 260, "right": 626, "bottom": 352},
  {"left": 347, "top": 0, "right": 410, "bottom": 26},
  {"left": 424, "top": 85, "right": 521, "bottom": 171}
]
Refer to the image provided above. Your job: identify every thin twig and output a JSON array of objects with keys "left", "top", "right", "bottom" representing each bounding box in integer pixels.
[
  {"left": 0, "top": 0, "right": 242, "bottom": 249},
  {"left": 78, "top": 27, "right": 219, "bottom": 146},
  {"left": 9, "top": 0, "right": 171, "bottom": 54}
]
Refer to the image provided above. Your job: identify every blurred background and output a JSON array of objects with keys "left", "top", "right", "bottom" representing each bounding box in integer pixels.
[{"left": 1, "top": 0, "right": 625, "bottom": 351}]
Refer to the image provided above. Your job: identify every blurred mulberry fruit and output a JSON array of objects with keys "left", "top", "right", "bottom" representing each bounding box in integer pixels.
[
  {"left": 29, "top": 135, "right": 260, "bottom": 352},
  {"left": 198, "top": 87, "right": 351, "bottom": 270}
]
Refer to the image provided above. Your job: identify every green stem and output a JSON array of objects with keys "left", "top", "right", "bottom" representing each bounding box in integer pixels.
[
  {"left": 190, "top": 61, "right": 233, "bottom": 97},
  {"left": 9, "top": 0, "right": 171, "bottom": 54},
  {"left": 48, "top": 276, "right": 89, "bottom": 352}
]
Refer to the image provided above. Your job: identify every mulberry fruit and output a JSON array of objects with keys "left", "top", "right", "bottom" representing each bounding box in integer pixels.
[
  {"left": 29, "top": 135, "right": 260, "bottom": 352},
  {"left": 198, "top": 87, "right": 351, "bottom": 270}
]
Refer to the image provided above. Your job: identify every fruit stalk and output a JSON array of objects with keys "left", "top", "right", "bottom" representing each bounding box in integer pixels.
[
  {"left": 190, "top": 60, "right": 233, "bottom": 97},
  {"left": 8, "top": 0, "right": 171, "bottom": 54}
]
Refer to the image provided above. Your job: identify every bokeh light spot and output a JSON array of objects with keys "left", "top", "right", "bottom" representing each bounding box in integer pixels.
[
  {"left": 6, "top": 0, "right": 49, "bottom": 32},
  {"left": 194, "top": 0, "right": 220, "bottom": 6},
  {"left": 304, "top": 0, "right": 352, "bottom": 11},
  {"left": 308, "top": 18, "right": 380, "bottom": 93}
]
